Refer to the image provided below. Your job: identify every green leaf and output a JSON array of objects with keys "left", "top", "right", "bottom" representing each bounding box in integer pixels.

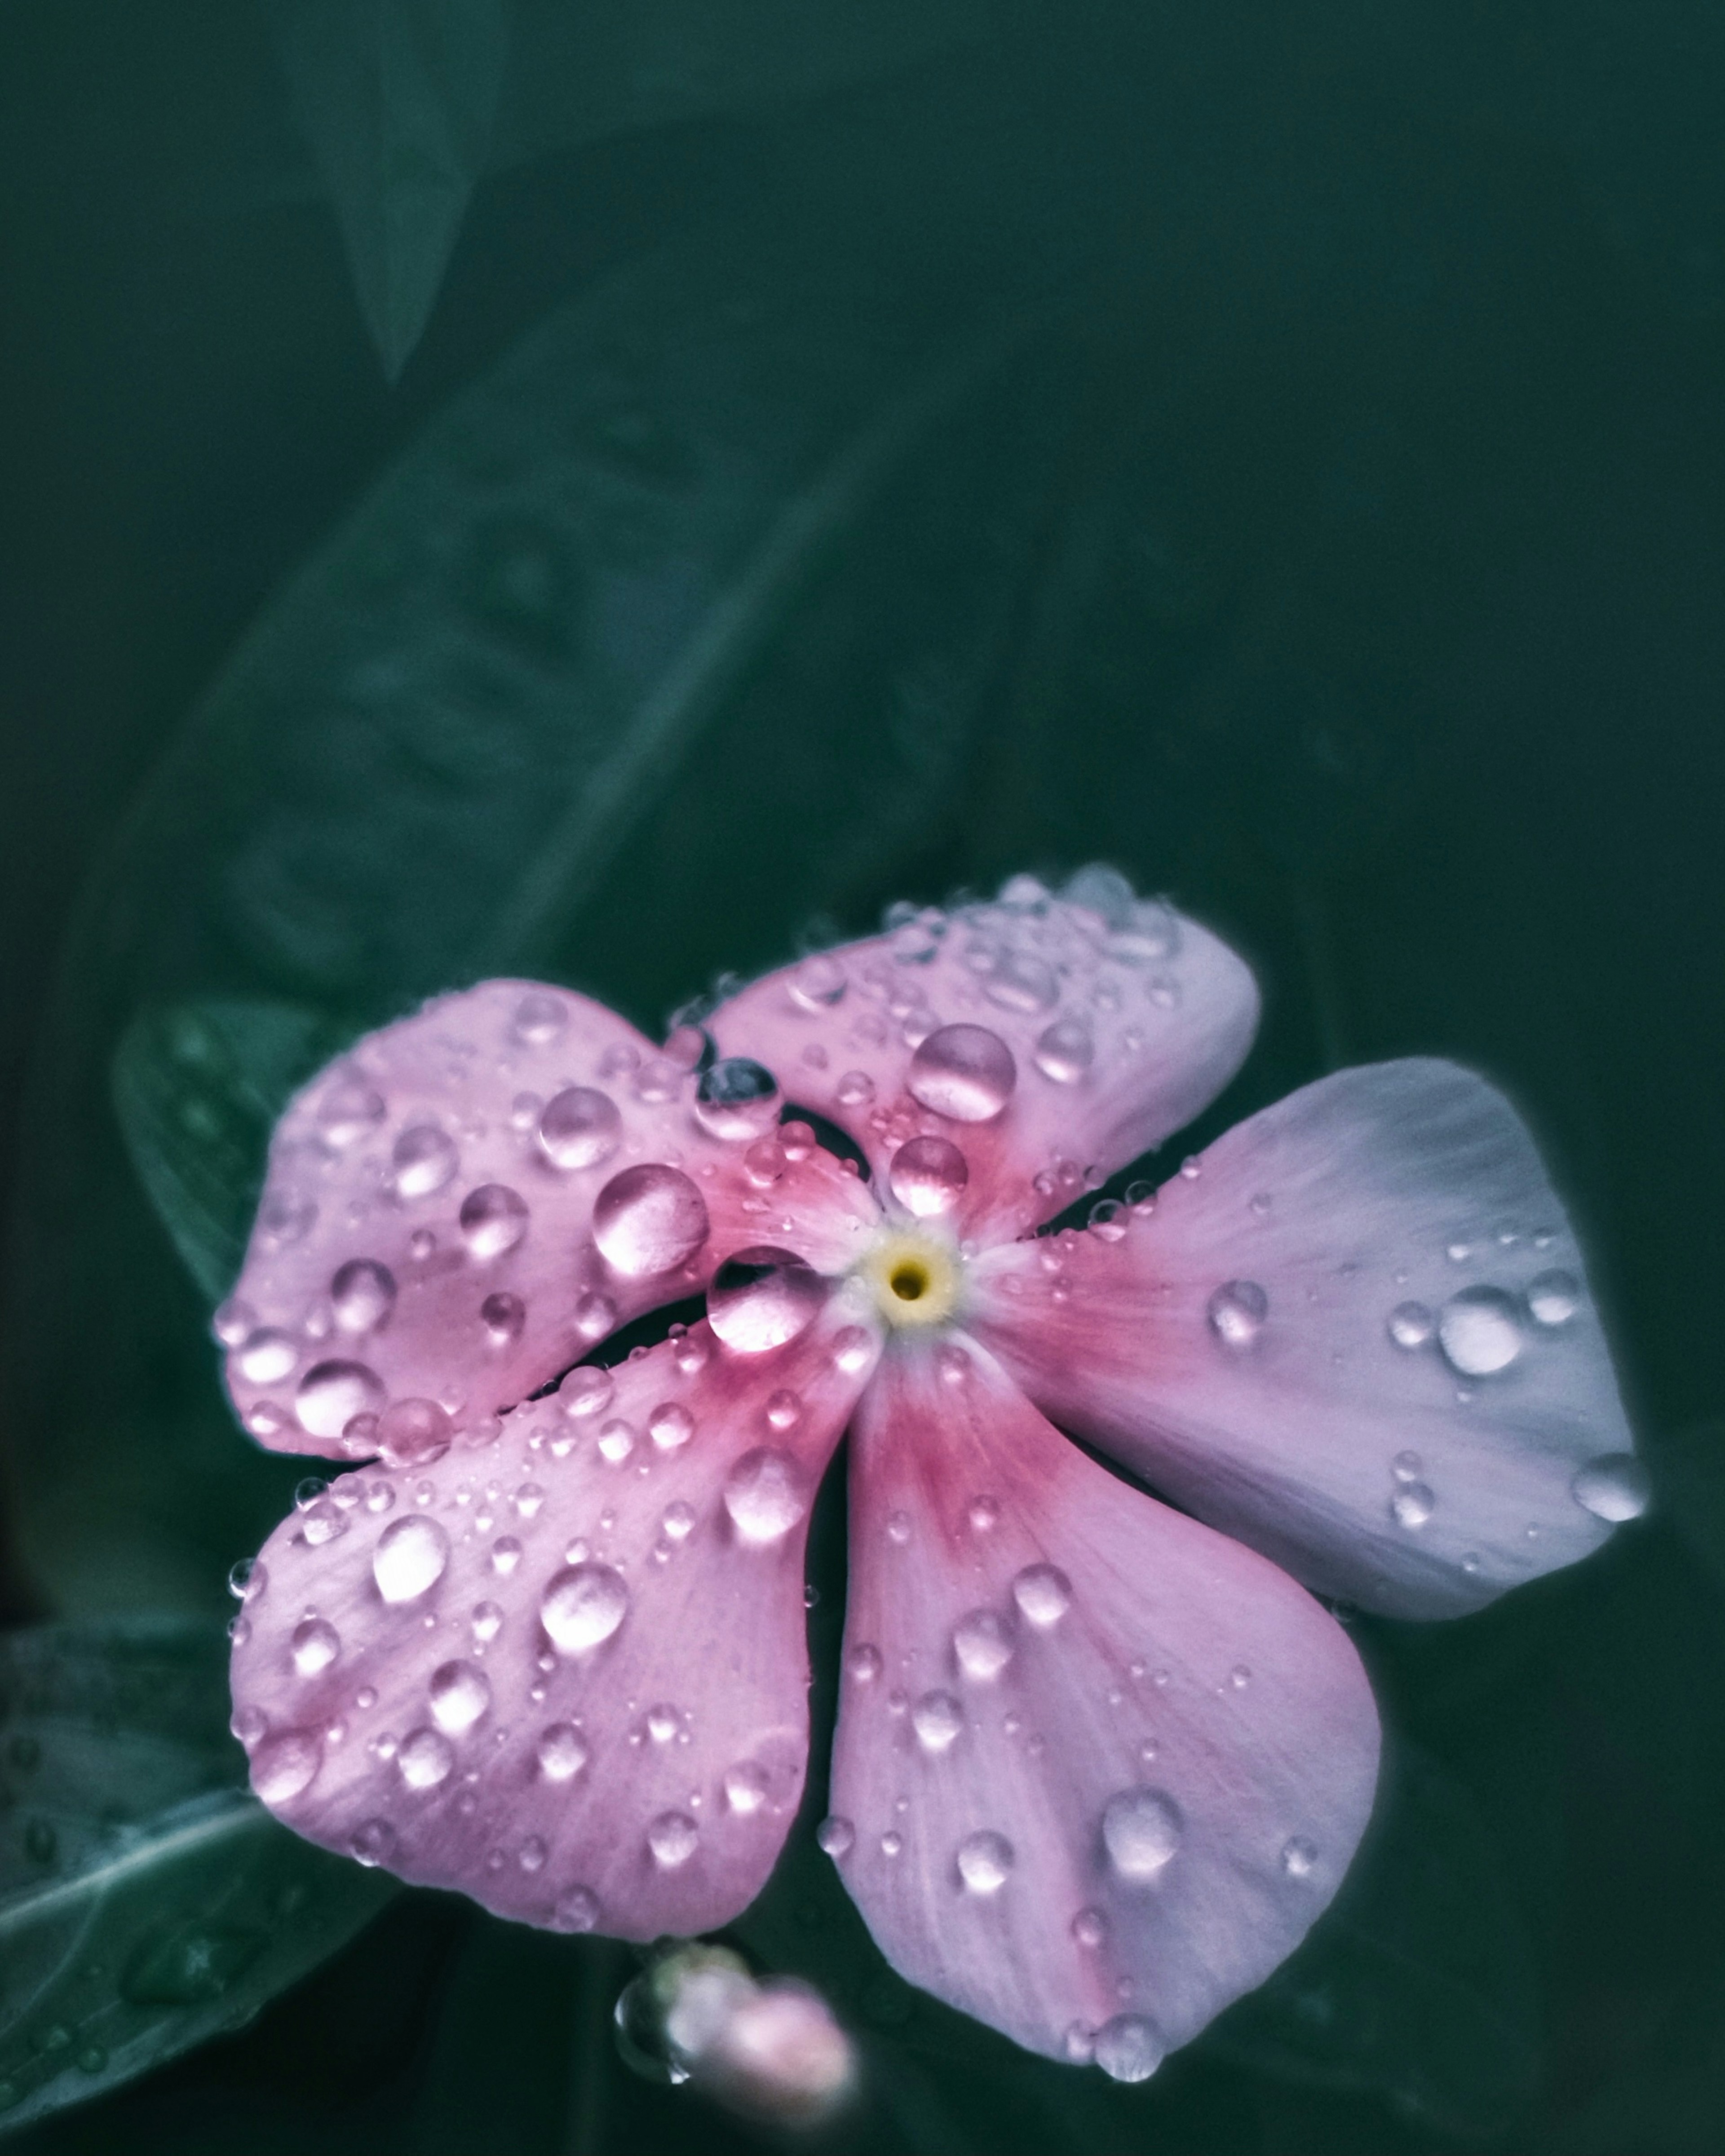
[
  {"left": 269, "top": 0, "right": 514, "bottom": 378},
  {"left": 111, "top": 1000, "right": 342, "bottom": 1304},
  {"left": 0, "top": 1620, "right": 394, "bottom": 2134}
]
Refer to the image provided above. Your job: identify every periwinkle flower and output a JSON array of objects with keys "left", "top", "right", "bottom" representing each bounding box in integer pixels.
[{"left": 220, "top": 870, "right": 1638, "bottom": 2076}]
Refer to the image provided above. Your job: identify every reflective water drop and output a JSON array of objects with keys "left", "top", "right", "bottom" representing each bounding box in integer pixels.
[
  {"left": 377, "top": 1397, "right": 452, "bottom": 1468},
  {"left": 213, "top": 1296, "right": 257, "bottom": 1348},
  {"left": 258, "top": 1188, "right": 316, "bottom": 1247},
  {"left": 598, "top": 1419, "right": 637, "bottom": 1464},
  {"left": 392, "top": 1124, "right": 458, "bottom": 1200},
  {"left": 1102, "top": 1787, "right": 1183, "bottom": 1881},
  {"left": 912, "top": 1691, "right": 964, "bottom": 1753},
  {"left": 1071, "top": 1906, "right": 1107, "bottom": 1948},
  {"left": 907, "top": 1025, "right": 1017, "bottom": 1122},
  {"left": 481, "top": 1291, "right": 526, "bottom": 1345},
  {"left": 1387, "top": 1301, "right": 1434, "bottom": 1350},
  {"left": 290, "top": 1618, "right": 341, "bottom": 1677},
  {"left": 538, "top": 1086, "right": 623, "bottom": 1171},
  {"left": 952, "top": 1610, "right": 1013, "bottom": 1681},
  {"left": 982, "top": 950, "right": 1058, "bottom": 1015},
  {"left": 553, "top": 1886, "right": 601, "bottom": 1932},
  {"left": 723, "top": 1450, "right": 807, "bottom": 1545},
  {"left": 1033, "top": 1017, "right": 1094, "bottom": 1083},
  {"left": 885, "top": 1510, "right": 911, "bottom": 1546},
  {"left": 372, "top": 1515, "right": 451, "bottom": 1603},
  {"left": 331, "top": 1259, "right": 397, "bottom": 1335},
  {"left": 765, "top": 1390, "right": 802, "bottom": 1434},
  {"left": 1390, "top": 1482, "right": 1435, "bottom": 1530},
  {"left": 317, "top": 1071, "right": 386, "bottom": 1148},
  {"left": 967, "top": 1493, "right": 1000, "bottom": 1532},
  {"left": 349, "top": 1818, "right": 397, "bottom": 1868},
  {"left": 537, "top": 1722, "right": 590, "bottom": 1780},
  {"left": 880, "top": 1830, "right": 903, "bottom": 1857},
  {"left": 1393, "top": 1449, "right": 1424, "bottom": 1482},
  {"left": 429, "top": 1661, "right": 491, "bottom": 1735},
  {"left": 662, "top": 1499, "right": 696, "bottom": 1542},
  {"left": 251, "top": 1730, "right": 321, "bottom": 1803},
  {"left": 397, "top": 1727, "right": 455, "bottom": 1790},
  {"left": 832, "top": 1326, "right": 874, "bottom": 1376},
  {"left": 646, "top": 1704, "right": 680, "bottom": 1744},
  {"left": 296, "top": 1359, "right": 385, "bottom": 1439},
  {"left": 593, "top": 1164, "right": 709, "bottom": 1276},
  {"left": 1088, "top": 1199, "right": 1127, "bottom": 1242},
  {"left": 1094, "top": 2014, "right": 1165, "bottom": 2084},
  {"left": 238, "top": 1328, "right": 297, "bottom": 1384},
  {"left": 1207, "top": 1280, "right": 1268, "bottom": 1349},
  {"left": 887, "top": 1136, "right": 969, "bottom": 1218},
  {"left": 847, "top": 1643, "right": 883, "bottom": 1684},
  {"left": 511, "top": 991, "right": 567, "bottom": 1045},
  {"left": 1438, "top": 1286, "right": 1524, "bottom": 1376},
  {"left": 956, "top": 1829, "right": 1014, "bottom": 1894},
  {"left": 229, "top": 1558, "right": 266, "bottom": 1604},
  {"left": 541, "top": 1562, "right": 630, "bottom": 1653},
  {"left": 724, "top": 1761, "right": 771, "bottom": 1815},
  {"left": 460, "top": 1183, "right": 529, "bottom": 1259},
  {"left": 694, "top": 1058, "right": 781, "bottom": 1142},
  {"left": 708, "top": 1248, "right": 826, "bottom": 1352},
  {"left": 1281, "top": 1835, "right": 1319, "bottom": 1878},
  {"left": 648, "top": 1402, "right": 694, "bottom": 1452},
  {"left": 1528, "top": 1269, "right": 1580, "bottom": 1326},
  {"left": 648, "top": 1811, "right": 699, "bottom": 1868},
  {"left": 1012, "top": 1564, "right": 1073, "bottom": 1628},
  {"left": 518, "top": 1835, "right": 548, "bottom": 1874},
  {"left": 790, "top": 954, "right": 847, "bottom": 1010},
  {"left": 491, "top": 1536, "right": 522, "bottom": 1575},
  {"left": 1063, "top": 2022, "right": 1097, "bottom": 2065},
  {"left": 1571, "top": 1452, "right": 1650, "bottom": 1522},
  {"left": 471, "top": 1600, "right": 503, "bottom": 1645},
  {"left": 562, "top": 1366, "right": 615, "bottom": 1418},
  {"left": 817, "top": 1815, "right": 855, "bottom": 1858}
]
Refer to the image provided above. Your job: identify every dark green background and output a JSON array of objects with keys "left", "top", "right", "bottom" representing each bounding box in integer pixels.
[{"left": 1, "top": 4, "right": 1722, "bottom": 2150}]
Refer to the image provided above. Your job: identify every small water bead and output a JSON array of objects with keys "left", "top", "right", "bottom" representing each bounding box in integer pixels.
[
  {"left": 657, "top": 1500, "right": 696, "bottom": 1548},
  {"left": 295, "top": 1359, "right": 385, "bottom": 1440},
  {"left": 646, "top": 1704, "right": 681, "bottom": 1744},
  {"left": 398, "top": 1727, "right": 456, "bottom": 1790},
  {"left": 885, "top": 1510, "right": 911, "bottom": 1546},
  {"left": 648, "top": 1811, "right": 699, "bottom": 1868},
  {"left": 459, "top": 1183, "right": 529, "bottom": 1260},
  {"left": 392, "top": 1125, "right": 459, "bottom": 1200},
  {"left": 1281, "top": 1835, "right": 1319, "bottom": 1878},
  {"left": 1387, "top": 1301, "right": 1435, "bottom": 1350},
  {"left": 592, "top": 1164, "right": 709, "bottom": 1277},
  {"left": 708, "top": 1248, "right": 827, "bottom": 1352},
  {"left": 907, "top": 1025, "right": 1017, "bottom": 1122},
  {"left": 967, "top": 1493, "right": 1000, "bottom": 1532},
  {"left": 506, "top": 991, "right": 566, "bottom": 1046},
  {"left": 250, "top": 1729, "right": 322, "bottom": 1803},
  {"left": 317, "top": 1070, "right": 387, "bottom": 1148},
  {"left": 1032, "top": 1016, "right": 1094, "bottom": 1084},
  {"left": 1438, "top": 1286, "right": 1524, "bottom": 1376},
  {"left": 407, "top": 1230, "right": 437, "bottom": 1263},
  {"left": 427, "top": 1661, "right": 491, "bottom": 1736},
  {"left": 1207, "top": 1281, "right": 1268, "bottom": 1350},
  {"left": 557, "top": 1367, "right": 612, "bottom": 1423},
  {"left": 231, "top": 1704, "right": 267, "bottom": 1748},
  {"left": 324, "top": 1262, "right": 395, "bottom": 1343},
  {"left": 762, "top": 1391, "right": 803, "bottom": 1437},
  {"left": 513, "top": 1836, "right": 548, "bottom": 1875},
  {"left": 258, "top": 1189, "right": 317, "bottom": 1247},
  {"left": 228, "top": 1615, "right": 252, "bottom": 1646},
  {"left": 373, "top": 1515, "right": 451, "bottom": 1603},
  {"left": 470, "top": 1600, "right": 503, "bottom": 1646},
  {"left": 237, "top": 1328, "right": 298, "bottom": 1386},
  {"left": 693, "top": 1057, "right": 781, "bottom": 1142},
  {"left": 725, "top": 1762, "right": 772, "bottom": 1815},
  {"left": 847, "top": 1643, "right": 884, "bottom": 1684},
  {"left": 1094, "top": 2014, "right": 1165, "bottom": 2084},
  {"left": 537, "top": 1086, "right": 623, "bottom": 1172},
  {"left": 911, "top": 1691, "right": 965, "bottom": 1754},
  {"left": 229, "top": 1557, "right": 268, "bottom": 1602},
  {"left": 832, "top": 1326, "right": 874, "bottom": 1377},
  {"left": 491, "top": 1536, "right": 523, "bottom": 1575},
  {"left": 1102, "top": 1787, "right": 1183, "bottom": 1881},
  {"left": 983, "top": 951, "right": 1059, "bottom": 1015},
  {"left": 788, "top": 952, "right": 847, "bottom": 1010},
  {"left": 880, "top": 1831, "right": 904, "bottom": 1858},
  {"left": 597, "top": 1420, "right": 636, "bottom": 1465},
  {"left": 290, "top": 1618, "right": 341, "bottom": 1677},
  {"left": 1012, "top": 1564, "right": 1073, "bottom": 1628},
  {"left": 956, "top": 1829, "right": 1015, "bottom": 1895},
  {"left": 553, "top": 1886, "right": 601, "bottom": 1934},
  {"left": 481, "top": 1292, "right": 526, "bottom": 1346},
  {"left": 1088, "top": 1199, "right": 1128, "bottom": 1243},
  {"left": 723, "top": 1450, "right": 807, "bottom": 1545},
  {"left": 639, "top": 1402, "right": 690, "bottom": 1456},
  {"left": 536, "top": 1722, "right": 589, "bottom": 1781},
  {"left": 541, "top": 1562, "right": 630, "bottom": 1653},
  {"left": 213, "top": 1296, "right": 257, "bottom": 1348},
  {"left": 1392, "top": 1450, "right": 1424, "bottom": 1483},
  {"left": 1527, "top": 1269, "right": 1580, "bottom": 1326},
  {"left": 952, "top": 1610, "right": 1013, "bottom": 1681},
  {"left": 376, "top": 1397, "right": 452, "bottom": 1469},
  {"left": 817, "top": 1815, "right": 855, "bottom": 1858},
  {"left": 833, "top": 1069, "right": 877, "bottom": 1112},
  {"left": 1571, "top": 1452, "right": 1650, "bottom": 1522}
]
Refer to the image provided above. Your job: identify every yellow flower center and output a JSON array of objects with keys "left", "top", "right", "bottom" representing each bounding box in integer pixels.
[{"left": 857, "top": 1229, "right": 964, "bottom": 1331}]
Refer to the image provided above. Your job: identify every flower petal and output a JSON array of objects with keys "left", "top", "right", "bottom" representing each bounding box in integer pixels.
[
  {"left": 229, "top": 1309, "right": 880, "bottom": 1939},
  {"left": 971, "top": 1059, "right": 1638, "bottom": 1620},
  {"left": 826, "top": 1342, "right": 1378, "bottom": 2070},
  {"left": 219, "top": 979, "right": 876, "bottom": 1457},
  {"left": 710, "top": 871, "right": 1258, "bottom": 1241}
]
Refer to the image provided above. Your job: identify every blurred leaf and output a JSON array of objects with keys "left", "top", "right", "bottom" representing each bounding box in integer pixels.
[
  {"left": 112, "top": 1000, "right": 341, "bottom": 1304},
  {"left": 268, "top": 0, "right": 513, "bottom": 377},
  {"left": 1202, "top": 1740, "right": 1540, "bottom": 2138},
  {"left": 0, "top": 1620, "right": 394, "bottom": 2133}
]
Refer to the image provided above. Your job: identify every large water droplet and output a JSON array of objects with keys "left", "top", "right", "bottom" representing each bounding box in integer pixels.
[
  {"left": 1094, "top": 2014, "right": 1165, "bottom": 2083},
  {"left": 1207, "top": 1281, "right": 1268, "bottom": 1349},
  {"left": 428, "top": 1661, "right": 491, "bottom": 1735},
  {"left": 460, "top": 1183, "right": 529, "bottom": 1259},
  {"left": 237, "top": 1329, "right": 297, "bottom": 1384},
  {"left": 888, "top": 1136, "right": 969, "bottom": 1218},
  {"left": 694, "top": 1058, "right": 781, "bottom": 1142},
  {"left": 907, "top": 1025, "right": 1017, "bottom": 1122},
  {"left": 562, "top": 1366, "right": 615, "bottom": 1418},
  {"left": 817, "top": 1815, "right": 855, "bottom": 1858},
  {"left": 592, "top": 1164, "right": 709, "bottom": 1276},
  {"left": 1438, "top": 1286, "right": 1523, "bottom": 1376},
  {"left": 372, "top": 1515, "right": 451, "bottom": 1603},
  {"left": 290, "top": 1618, "right": 341, "bottom": 1677},
  {"left": 251, "top": 1730, "right": 321, "bottom": 1803},
  {"left": 723, "top": 1450, "right": 807, "bottom": 1545},
  {"left": 377, "top": 1397, "right": 452, "bottom": 1468},
  {"left": 983, "top": 952, "right": 1058, "bottom": 1015},
  {"left": 397, "top": 1727, "right": 455, "bottom": 1789},
  {"left": 541, "top": 1562, "right": 630, "bottom": 1653},
  {"left": 648, "top": 1402, "right": 694, "bottom": 1452},
  {"left": 1571, "top": 1452, "right": 1650, "bottom": 1522},
  {"left": 1102, "top": 1787, "right": 1183, "bottom": 1881},
  {"left": 952, "top": 1610, "right": 1013, "bottom": 1681},
  {"left": 537, "top": 1722, "right": 589, "bottom": 1780},
  {"left": 1527, "top": 1269, "right": 1580, "bottom": 1326},
  {"left": 956, "top": 1829, "right": 1014, "bottom": 1894},
  {"left": 648, "top": 1811, "right": 699, "bottom": 1868},
  {"left": 1033, "top": 1017, "right": 1095, "bottom": 1083},
  {"left": 332, "top": 1259, "right": 397, "bottom": 1334},
  {"left": 392, "top": 1124, "right": 458, "bottom": 1200},
  {"left": 1012, "top": 1564, "right": 1073, "bottom": 1628},
  {"left": 912, "top": 1691, "right": 964, "bottom": 1753},
  {"left": 1387, "top": 1300, "right": 1434, "bottom": 1350},
  {"left": 296, "top": 1359, "right": 385, "bottom": 1439},
  {"left": 538, "top": 1086, "right": 623, "bottom": 1171},
  {"left": 708, "top": 1248, "right": 826, "bottom": 1352}
]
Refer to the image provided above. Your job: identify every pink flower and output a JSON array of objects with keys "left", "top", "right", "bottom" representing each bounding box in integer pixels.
[{"left": 219, "top": 868, "right": 1641, "bottom": 2081}]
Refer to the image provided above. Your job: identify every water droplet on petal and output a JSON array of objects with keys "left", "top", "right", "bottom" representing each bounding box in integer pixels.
[
  {"left": 481, "top": 1292, "right": 526, "bottom": 1345},
  {"left": 398, "top": 1727, "right": 455, "bottom": 1789},
  {"left": 429, "top": 1662, "right": 491, "bottom": 1735},
  {"left": 491, "top": 1536, "right": 522, "bottom": 1575},
  {"left": 885, "top": 1510, "right": 911, "bottom": 1546},
  {"left": 646, "top": 1402, "right": 694, "bottom": 1452},
  {"left": 817, "top": 1815, "right": 854, "bottom": 1858},
  {"left": 350, "top": 1818, "right": 396, "bottom": 1867},
  {"left": 238, "top": 1329, "right": 298, "bottom": 1384},
  {"left": 1088, "top": 1199, "right": 1127, "bottom": 1241},
  {"left": 661, "top": 1500, "right": 696, "bottom": 1543},
  {"left": 1390, "top": 1483, "right": 1435, "bottom": 1529},
  {"left": 228, "top": 1557, "right": 267, "bottom": 1602},
  {"left": 251, "top": 1730, "right": 322, "bottom": 1803},
  {"left": 1102, "top": 1787, "right": 1183, "bottom": 1881},
  {"left": 708, "top": 1248, "right": 826, "bottom": 1352},
  {"left": 724, "top": 1762, "right": 772, "bottom": 1815},
  {"left": 1071, "top": 1906, "right": 1108, "bottom": 1948},
  {"left": 460, "top": 1184, "right": 529, "bottom": 1259},
  {"left": 377, "top": 1397, "right": 453, "bottom": 1468},
  {"left": 331, "top": 1260, "right": 397, "bottom": 1334},
  {"left": 888, "top": 1136, "right": 969, "bottom": 1218},
  {"left": 471, "top": 1600, "right": 503, "bottom": 1645},
  {"left": 296, "top": 1359, "right": 385, "bottom": 1439},
  {"left": 1281, "top": 1835, "right": 1319, "bottom": 1877},
  {"left": 723, "top": 1450, "right": 807, "bottom": 1545},
  {"left": 832, "top": 1326, "right": 874, "bottom": 1376},
  {"left": 553, "top": 1886, "right": 601, "bottom": 1932},
  {"left": 593, "top": 1164, "right": 709, "bottom": 1276},
  {"left": 956, "top": 1829, "right": 1014, "bottom": 1893},
  {"left": 1033, "top": 1017, "right": 1094, "bottom": 1083},
  {"left": 790, "top": 954, "right": 847, "bottom": 1010},
  {"left": 648, "top": 1811, "right": 699, "bottom": 1868},
  {"left": 907, "top": 1026, "right": 1017, "bottom": 1122},
  {"left": 912, "top": 1691, "right": 964, "bottom": 1753},
  {"left": 1438, "top": 1286, "right": 1523, "bottom": 1376},
  {"left": 290, "top": 1618, "right": 341, "bottom": 1677},
  {"left": 952, "top": 1610, "right": 1013, "bottom": 1681},
  {"left": 512, "top": 992, "right": 567, "bottom": 1045},
  {"left": 847, "top": 1642, "right": 883, "bottom": 1683},
  {"left": 372, "top": 1516, "right": 451, "bottom": 1603},
  {"left": 1571, "top": 1452, "right": 1650, "bottom": 1522},
  {"left": 392, "top": 1125, "right": 458, "bottom": 1200},
  {"left": 967, "top": 1493, "right": 1000, "bottom": 1532},
  {"left": 541, "top": 1562, "right": 630, "bottom": 1653},
  {"left": 1388, "top": 1301, "right": 1434, "bottom": 1349},
  {"left": 537, "top": 1722, "right": 590, "bottom": 1780},
  {"left": 1207, "top": 1281, "right": 1268, "bottom": 1349},
  {"left": 597, "top": 1420, "right": 636, "bottom": 1465},
  {"left": 318, "top": 1071, "right": 386, "bottom": 1148},
  {"left": 694, "top": 1058, "right": 782, "bottom": 1141},
  {"left": 538, "top": 1086, "right": 623, "bottom": 1171},
  {"left": 1094, "top": 2014, "right": 1165, "bottom": 2084},
  {"left": 1012, "top": 1564, "right": 1073, "bottom": 1627},
  {"left": 1528, "top": 1269, "right": 1580, "bottom": 1326}
]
